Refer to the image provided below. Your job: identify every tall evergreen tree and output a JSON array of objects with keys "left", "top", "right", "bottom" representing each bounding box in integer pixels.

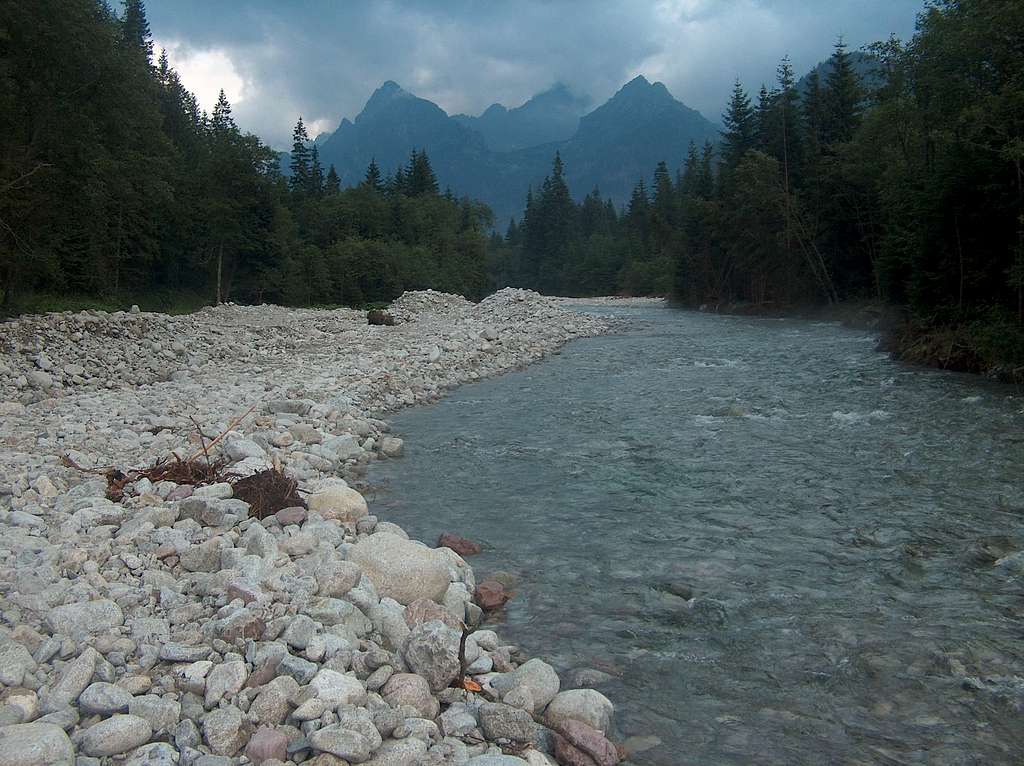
[
  {"left": 289, "top": 117, "right": 311, "bottom": 193},
  {"left": 824, "top": 37, "right": 863, "bottom": 144},
  {"left": 406, "top": 149, "right": 439, "bottom": 196},
  {"left": 325, "top": 164, "right": 341, "bottom": 194},
  {"left": 721, "top": 80, "right": 757, "bottom": 172},
  {"left": 309, "top": 144, "right": 324, "bottom": 197},
  {"left": 362, "top": 159, "right": 383, "bottom": 193},
  {"left": 120, "top": 0, "right": 153, "bottom": 62}
]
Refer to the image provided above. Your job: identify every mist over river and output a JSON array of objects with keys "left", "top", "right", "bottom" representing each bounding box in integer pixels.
[{"left": 369, "top": 306, "right": 1024, "bottom": 765}]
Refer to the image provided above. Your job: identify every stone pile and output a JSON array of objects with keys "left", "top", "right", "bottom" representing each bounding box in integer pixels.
[{"left": 0, "top": 290, "right": 622, "bottom": 765}]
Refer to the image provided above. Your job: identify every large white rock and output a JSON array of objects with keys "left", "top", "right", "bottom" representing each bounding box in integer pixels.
[
  {"left": 308, "top": 484, "right": 368, "bottom": 523},
  {"left": 348, "top": 533, "right": 450, "bottom": 605},
  {"left": 0, "top": 723, "right": 74, "bottom": 766}
]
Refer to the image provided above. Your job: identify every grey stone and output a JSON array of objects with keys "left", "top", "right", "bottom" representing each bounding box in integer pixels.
[
  {"left": 0, "top": 722, "right": 74, "bottom": 766},
  {"left": 308, "top": 712, "right": 381, "bottom": 761},
  {"left": 492, "top": 659, "right": 560, "bottom": 711},
  {"left": 478, "top": 702, "right": 535, "bottom": 743},
  {"left": 440, "top": 703, "right": 478, "bottom": 738},
  {"left": 277, "top": 653, "right": 318, "bottom": 684},
  {"left": 46, "top": 600, "right": 124, "bottom": 637},
  {"left": 381, "top": 674, "right": 438, "bottom": 720},
  {"left": 362, "top": 737, "right": 429, "bottom": 765},
  {"left": 0, "top": 636, "right": 37, "bottom": 686},
  {"left": 204, "top": 661, "right": 247, "bottom": 708},
  {"left": 308, "top": 669, "right": 366, "bottom": 706},
  {"left": 79, "top": 714, "right": 153, "bottom": 757},
  {"left": 282, "top": 614, "right": 318, "bottom": 650},
  {"left": 203, "top": 705, "right": 248, "bottom": 756},
  {"left": 159, "top": 642, "right": 212, "bottom": 662},
  {"left": 42, "top": 647, "right": 98, "bottom": 712},
  {"left": 317, "top": 560, "right": 363, "bottom": 598},
  {"left": 79, "top": 682, "right": 132, "bottom": 715},
  {"left": 128, "top": 695, "right": 181, "bottom": 733},
  {"left": 122, "top": 742, "right": 178, "bottom": 766},
  {"left": 403, "top": 620, "right": 461, "bottom": 692}
]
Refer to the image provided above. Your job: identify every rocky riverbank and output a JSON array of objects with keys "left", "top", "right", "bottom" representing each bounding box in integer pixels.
[{"left": 0, "top": 289, "right": 623, "bottom": 766}]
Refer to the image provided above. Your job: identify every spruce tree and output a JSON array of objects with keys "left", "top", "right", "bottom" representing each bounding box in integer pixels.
[
  {"left": 824, "top": 37, "right": 863, "bottom": 144},
  {"left": 363, "top": 159, "right": 383, "bottom": 192},
  {"left": 755, "top": 84, "right": 774, "bottom": 150},
  {"left": 211, "top": 89, "right": 235, "bottom": 133},
  {"left": 802, "top": 69, "right": 828, "bottom": 152},
  {"left": 406, "top": 149, "right": 439, "bottom": 196},
  {"left": 325, "top": 164, "right": 341, "bottom": 194},
  {"left": 121, "top": 0, "right": 153, "bottom": 62},
  {"left": 697, "top": 142, "right": 715, "bottom": 199},
  {"left": 310, "top": 144, "right": 324, "bottom": 196},
  {"left": 682, "top": 142, "right": 700, "bottom": 196},
  {"left": 721, "top": 80, "right": 756, "bottom": 170},
  {"left": 289, "top": 117, "right": 311, "bottom": 193},
  {"left": 772, "top": 56, "right": 803, "bottom": 188}
]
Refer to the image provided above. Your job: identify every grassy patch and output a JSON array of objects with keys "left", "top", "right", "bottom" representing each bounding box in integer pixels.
[{"left": 4, "top": 291, "right": 211, "bottom": 318}]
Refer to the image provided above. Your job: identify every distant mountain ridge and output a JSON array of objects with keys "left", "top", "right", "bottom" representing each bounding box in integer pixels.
[
  {"left": 452, "top": 83, "right": 589, "bottom": 151},
  {"left": 310, "top": 75, "right": 720, "bottom": 224}
]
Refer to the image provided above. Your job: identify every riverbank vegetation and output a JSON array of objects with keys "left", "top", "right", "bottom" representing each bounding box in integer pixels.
[{"left": 490, "top": 0, "right": 1024, "bottom": 378}]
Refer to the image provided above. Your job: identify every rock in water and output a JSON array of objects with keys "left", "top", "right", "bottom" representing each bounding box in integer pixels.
[
  {"left": 437, "top": 532, "right": 482, "bottom": 556},
  {"left": 475, "top": 579, "right": 513, "bottom": 611},
  {"left": 0, "top": 722, "right": 74, "bottom": 766},
  {"left": 349, "top": 533, "right": 450, "bottom": 605},
  {"left": 553, "top": 719, "right": 620, "bottom": 766}
]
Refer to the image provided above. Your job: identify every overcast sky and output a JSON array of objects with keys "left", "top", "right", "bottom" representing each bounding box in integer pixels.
[{"left": 147, "top": 0, "right": 925, "bottom": 150}]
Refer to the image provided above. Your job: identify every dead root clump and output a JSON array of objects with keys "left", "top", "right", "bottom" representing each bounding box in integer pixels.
[
  {"left": 231, "top": 468, "right": 305, "bottom": 519},
  {"left": 110, "top": 457, "right": 228, "bottom": 502}
]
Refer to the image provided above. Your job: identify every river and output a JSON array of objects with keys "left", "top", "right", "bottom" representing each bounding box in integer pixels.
[{"left": 368, "top": 306, "right": 1024, "bottom": 765}]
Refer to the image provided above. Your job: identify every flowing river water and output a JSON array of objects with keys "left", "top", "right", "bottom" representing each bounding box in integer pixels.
[{"left": 368, "top": 307, "right": 1024, "bottom": 765}]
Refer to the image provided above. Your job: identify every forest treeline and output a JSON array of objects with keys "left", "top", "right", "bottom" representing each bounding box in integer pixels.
[
  {"left": 0, "top": 0, "right": 492, "bottom": 313},
  {"left": 491, "top": 0, "right": 1023, "bottom": 370},
  {"left": 1, "top": 1, "right": 1022, "bottom": 371}
]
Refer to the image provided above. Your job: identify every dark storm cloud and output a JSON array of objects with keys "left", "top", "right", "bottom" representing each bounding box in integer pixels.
[{"left": 146, "top": 0, "right": 924, "bottom": 149}]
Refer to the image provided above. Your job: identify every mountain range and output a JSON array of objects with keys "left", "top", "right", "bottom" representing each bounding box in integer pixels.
[{"left": 311, "top": 76, "right": 721, "bottom": 225}]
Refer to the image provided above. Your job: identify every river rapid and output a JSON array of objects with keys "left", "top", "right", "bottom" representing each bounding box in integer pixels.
[{"left": 369, "top": 306, "right": 1024, "bottom": 765}]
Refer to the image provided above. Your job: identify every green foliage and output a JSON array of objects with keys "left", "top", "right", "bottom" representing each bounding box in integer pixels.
[{"left": 0, "top": 0, "right": 494, "bottom": 312}]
